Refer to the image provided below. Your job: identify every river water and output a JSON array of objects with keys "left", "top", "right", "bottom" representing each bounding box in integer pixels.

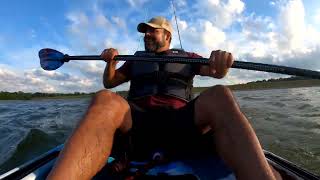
[{"left": 0, "top": 87, "right": 319, "bottom": 175}]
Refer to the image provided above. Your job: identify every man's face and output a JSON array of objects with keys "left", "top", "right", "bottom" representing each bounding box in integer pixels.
[{"left": 144, "top": 27, "right": 168, "bottom": 52}]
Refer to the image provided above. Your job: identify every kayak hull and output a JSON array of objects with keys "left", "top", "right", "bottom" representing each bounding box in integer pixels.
[{"left": 0, "top": 144, "right": 319, "bottom": 180}]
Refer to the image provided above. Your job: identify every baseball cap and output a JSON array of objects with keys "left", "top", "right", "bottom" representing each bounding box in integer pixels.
[{"left": 137, "top": 16, "right": 173, "bottom": 35}]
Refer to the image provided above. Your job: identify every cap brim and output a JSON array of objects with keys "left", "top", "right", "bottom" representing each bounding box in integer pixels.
[{"left": 137, "top": 23, "right": 162, "bottom": 33}]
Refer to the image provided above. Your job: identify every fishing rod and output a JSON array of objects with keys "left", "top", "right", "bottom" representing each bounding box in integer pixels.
[
  {"left": 39, "top": 48, "right": 320, "bottom": 79},
  {"left": 171, "top": 0, "right": 183, "bottom": 50}
]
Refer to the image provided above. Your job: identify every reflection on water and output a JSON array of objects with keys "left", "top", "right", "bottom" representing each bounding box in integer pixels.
[{"left": 0, "top": 87, "right": 319, "bottom": 175}]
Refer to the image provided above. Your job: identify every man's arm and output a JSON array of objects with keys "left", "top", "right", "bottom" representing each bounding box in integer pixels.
[
  {"left": 197, "top": 50, "right": 233, "bottom": 79},
  {"left": 101, "top": 48, "right": 130, "bottom": 89},
  {"left": 103, "top": 61, "right": 130, "bottom": 88}
]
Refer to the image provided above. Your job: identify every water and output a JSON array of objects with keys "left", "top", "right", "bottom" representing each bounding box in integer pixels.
[
  {"left": 0, "top": 98, "right": 91, "bottom": 174},
  {"left": 0, "top": 87, "right": 319, "bottom": 175},
  {"left": 237, "top": 87, "right": 320, "bottom": 175}
]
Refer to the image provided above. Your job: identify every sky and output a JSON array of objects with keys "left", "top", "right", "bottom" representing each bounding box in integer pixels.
[{"left": 0, "top": 0, "right": 320, "bottom": 93}]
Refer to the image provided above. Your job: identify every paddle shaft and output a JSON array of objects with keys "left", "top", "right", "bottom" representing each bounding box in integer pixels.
[{"left": 64, "top": 55, "right": 320, "bottom": 79}]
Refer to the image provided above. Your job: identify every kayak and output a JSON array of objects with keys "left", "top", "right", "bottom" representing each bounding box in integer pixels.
[
  {"left": 33, "top": 49, "right": 320, "bottom": 180},
  {"left": 0, "top": 144, "right": 319, "bottom": 180}
]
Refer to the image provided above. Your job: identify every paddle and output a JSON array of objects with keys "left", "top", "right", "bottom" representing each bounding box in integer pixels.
[{"left": 39, "top": 48, "right": 320, "bottom": 79}]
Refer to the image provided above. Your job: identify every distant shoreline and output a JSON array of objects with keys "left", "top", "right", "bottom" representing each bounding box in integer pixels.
[
  {"left": 229, "top": 79, "right": 320, "bottom": 91},
  {"left": 0, "top": 92, "right": 94, "bottom": 101},
  {"left": 1, "top": 78, "right": 320, "bottom": 100},
  {"left": 189, "top": 79, "right": 320, "bottom": 93}
]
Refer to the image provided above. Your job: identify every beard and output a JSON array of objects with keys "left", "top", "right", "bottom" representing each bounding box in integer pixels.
[{"left": 144, "top": 36, "right": 166, "bottom": 52}]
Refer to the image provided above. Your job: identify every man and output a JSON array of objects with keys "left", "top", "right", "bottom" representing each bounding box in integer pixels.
[{"left": 47, "top": 17, "right": 280, "bottom": 180}]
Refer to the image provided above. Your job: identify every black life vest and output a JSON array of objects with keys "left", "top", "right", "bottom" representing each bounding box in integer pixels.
[{"left": 127, "top": 49, "right": 195, "bottom": 101}]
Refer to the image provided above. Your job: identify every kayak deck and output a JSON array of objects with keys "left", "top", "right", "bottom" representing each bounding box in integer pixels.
[{"left": 0, "top": 144, "right": 319, "bottom": 180}]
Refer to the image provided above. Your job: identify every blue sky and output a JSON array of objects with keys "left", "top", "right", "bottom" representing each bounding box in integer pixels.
[{"left": 1, "top": 0, "right": 320, "bottom": 93}]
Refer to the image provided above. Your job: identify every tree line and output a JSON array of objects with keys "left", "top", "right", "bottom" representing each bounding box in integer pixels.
[
  {"left": 0, "top": 77, "right": 312, "bottom": 100},
  {"left": 0, "top": 91, "right": 94, "bottom": 100}
]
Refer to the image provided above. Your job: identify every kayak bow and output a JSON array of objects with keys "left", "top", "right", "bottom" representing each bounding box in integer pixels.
[{"left": 0, "top": 144, "right": 319, "bottom": 180}]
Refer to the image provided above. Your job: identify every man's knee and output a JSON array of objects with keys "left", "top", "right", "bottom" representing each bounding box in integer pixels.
[
  {"left": 195, "top": 85, "right": 241, "bottom": 129},
  {"left": 198, "top": 85, "right": 236, "bottom": 107},
  {"left": 93, "top": 89, "right": 130, "bottom": 114},
  {"left": 92, "top": 90, "right": 128, "bottom": 107},
  {"left": 88, "top": 89, "right": 131, "bottom": 131}
]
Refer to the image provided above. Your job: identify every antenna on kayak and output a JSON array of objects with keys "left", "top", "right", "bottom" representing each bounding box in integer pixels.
[
  {"left": 137, "top": 7, "right": 149, "bottom": 52},
  {"left": 171, "top": 0, "right": 183, "bottom": 50}
]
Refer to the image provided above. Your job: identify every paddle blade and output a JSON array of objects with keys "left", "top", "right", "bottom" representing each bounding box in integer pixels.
[{"left": 39, "top": 48, "right": 65, "bottom": 70}]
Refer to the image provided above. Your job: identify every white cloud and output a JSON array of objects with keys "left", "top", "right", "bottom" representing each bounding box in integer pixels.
[
  {"left": 314, "top": 8, "right": 320, "bottom": 24},
  {"left": 66, "top": 12, "right": 98, "bottom": 52},
  {"left": 195, "top": 0, "right": 245, "bottom": 29},
  {"left": 29, "top": 5, "right": 141, "bottom": 93},
  {"left": 69, "top": 61, "right": 105, "bottom": 79},
  {"left": 65, "top": 7, "right": 137, "bottom": 54},
  {"left": 170, "top": 0, "right": 320, "bottom": 88},
  {"left": 240, "top": 14, "right": 274, "bottom": 41},
  {"left": 202, "top": 21, "right": 226, "bottom": 50},
  {"left": 225, "top": 0, "right": 245, "bottom": 14},
  {"left": 25, "top": 69, "right": 76, "bottom": 82},
  {"left": 95, "top": 13, "right": 111, "bottom": 28},
  {"left": 174, "top": 18, "right": 188, "bottom": 31},
  {"left": 67, "top": 12, "right": 89, "bottom": 35},
  {"left": 270, "top": 1, "right": 276, "bottom": 6},
  {"left": 304, "top": 25, "right": 320, "bottom": 48},
  {"left": 0, "top": 58, "right": 106, "bottom": 93},
  {"left": 111, "top": 16, "right": 126, "bottom": 29},
  {"left": 219, "top": 0, "right": 320, "bottom": 65},
  {"left": 126, "top": 0, "right": 149, "bottom": 8},
  {"left": 208, "top": 0, "right": 220, "bottom": 6},
  {"left": 0, "top": 67, "right": 15, "bottom": 77},
  {"left": 174, "top": 0, "right": 187, "bottom": 7},
  {"left": 278, "top": 0, "right": 306, "bottom": 52},
  {"left": 0, "top": 65, "right": 57, "bottom": 93},
  {"left": 250, "top": 42, "right": 267, "bottom": 58}
]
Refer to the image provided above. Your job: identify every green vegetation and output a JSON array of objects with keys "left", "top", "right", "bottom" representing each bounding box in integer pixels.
[
  {"left": 228, "top": 77, "right": 320, "bottom": 91},
  {"left": 193, "top": 77, "right": 320, "bottom": 93},
  {"left": 0, "top": 92, "right": 94, "bottom": 100},
  {"left": 2, "top": 77, "right": 320, "bottom": 100}
]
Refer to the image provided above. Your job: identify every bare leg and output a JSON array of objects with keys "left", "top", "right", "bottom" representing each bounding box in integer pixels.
[
  {"left": 271, "top": 165, "right": 283, "bottom": 180},
  {"left": 195, "top": 85, "right": 277, "bottom": 180},
  {"left": 47, "top": 90, "right": 132, "bottom": 180}
]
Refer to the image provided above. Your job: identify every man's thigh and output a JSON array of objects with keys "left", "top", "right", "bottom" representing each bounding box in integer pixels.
[{"left": 117, "top": 101, "right": 214, "bottom": 159}]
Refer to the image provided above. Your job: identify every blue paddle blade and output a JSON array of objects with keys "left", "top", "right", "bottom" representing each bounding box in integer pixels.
[{"left": 39, "top": 48, "right": 65, "bottom": 70}]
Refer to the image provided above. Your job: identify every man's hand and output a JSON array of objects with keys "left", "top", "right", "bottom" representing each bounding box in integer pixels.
[
  {"left": 207, "top": 50, "right": 233, "bottom": 79},
  {"left": 101, "top": 48, "right": 119, "bottom": 66}
]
